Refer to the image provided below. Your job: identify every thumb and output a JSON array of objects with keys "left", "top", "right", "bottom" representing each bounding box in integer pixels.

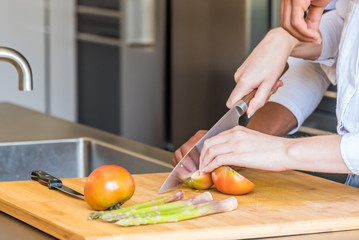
[
  {"left": 226, "top": 83, "right": 254, "bottom": 109},
  {"left": 305, "top": 6, "right": 325, "bottom": 42},
  {"left": 246, "top": 82, "right": 272, "bottom": 118}
]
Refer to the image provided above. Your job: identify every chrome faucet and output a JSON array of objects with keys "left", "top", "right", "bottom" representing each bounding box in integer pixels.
[{"left": 0, "top": 47, "right": 33, "bottom": 91}]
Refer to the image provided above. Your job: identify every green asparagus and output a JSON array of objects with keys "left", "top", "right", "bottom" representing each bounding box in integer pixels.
[
  {"left": 100, "top": 192, "right": 213, "bottom": 222},
  {"left": 104, "top": 200, "right": 217, "bottom": 222},
  {"left": 89, "top": 190, "right": 185, "bottom": 219},
  {"left": 116, "top": 197, "right": 238, "bottom": 226}
]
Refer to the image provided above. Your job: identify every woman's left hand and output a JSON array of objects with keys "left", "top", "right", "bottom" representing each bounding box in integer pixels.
[{"left": 199, "top": 126, "right": 290, "bottom": 173}]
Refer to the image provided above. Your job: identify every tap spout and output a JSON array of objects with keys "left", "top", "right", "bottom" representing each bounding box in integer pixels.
[{"left": 0, "top": 47, "right": 33, "bottom": 91}]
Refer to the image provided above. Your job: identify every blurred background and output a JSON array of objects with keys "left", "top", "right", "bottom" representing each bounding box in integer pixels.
[{"left": 0, "top": 0, "right": 336, "bottom": 151}]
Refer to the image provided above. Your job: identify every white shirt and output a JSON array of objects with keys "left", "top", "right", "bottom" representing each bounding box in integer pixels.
[
  {"left": 335, "top": 0, "right": 359, "bottom": 174},
  {"left": 270, "top": 0, "right": 359, "bottom": 174}
]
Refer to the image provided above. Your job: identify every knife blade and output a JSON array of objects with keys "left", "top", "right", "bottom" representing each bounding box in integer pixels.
[
  {"left": 159, "top": 63, "right": 289, "bottom": 193},
  {"left": 31, "top": 170, "right": 84, "bottom": 198}
]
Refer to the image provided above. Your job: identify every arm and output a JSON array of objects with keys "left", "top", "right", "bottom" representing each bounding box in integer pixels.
[
  {"left": 226, "top": 27, "right": 322, "bottom": 117},
  {"left": 199, "top": 126, "right": 350, "bottom": 174},
  {"left": 246, "top": 102, "right": 297, "bottom": 137}
]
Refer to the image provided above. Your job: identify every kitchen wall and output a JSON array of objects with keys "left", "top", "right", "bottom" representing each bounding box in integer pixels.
[{"left": 0, "top": 0, "right": 76, "bottom": 122}]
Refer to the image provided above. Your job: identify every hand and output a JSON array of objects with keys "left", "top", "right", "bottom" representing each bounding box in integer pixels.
[
  {"left": 199, "top": 126, "right": 289, "bottom": 173},
  {"left": 227, "top": 28, "right": 295, "bottom": 117},
  {"left": 280, "top": 0, "right": 331, "bottom": 43},
  {"left": 172, "top": 130, "right": 208, "bottom": 167}
]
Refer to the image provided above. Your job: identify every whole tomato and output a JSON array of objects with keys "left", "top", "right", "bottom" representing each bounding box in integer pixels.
[
  {"left": 185, "top": 170, "right": 213, "bottom": 190},
  {"left": 211, "top": 166, "right": 255, "bottom": 195},
  {"left": 84, "top": 165, "right": 135, "bottom": 210}
]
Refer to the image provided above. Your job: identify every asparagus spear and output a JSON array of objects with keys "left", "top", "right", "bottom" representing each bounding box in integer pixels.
[
  {"left": 117, "top": 200, "right": 218, "bottom": 221},
  {"left": 116, "top": 197, "right": 238, "bottom": 226},
  {"left": 89, "top": 190, "right": 185, "bottom": 219},
  {"left": 101, "top": 192, "right": 213, "bottom": 222}
]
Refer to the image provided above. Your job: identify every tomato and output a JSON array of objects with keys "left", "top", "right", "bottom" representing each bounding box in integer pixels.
[
  {"left": 84, "top": 165, "right": 135, "bottom": 210},
  {"left": 211, "top": 166, "right": 255, "bottom": 195},
  {"left": 185, "top": 170, "right": 213, "bottom": 190}
]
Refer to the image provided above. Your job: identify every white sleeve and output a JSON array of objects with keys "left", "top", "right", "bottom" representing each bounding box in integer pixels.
[
  {"left": 269, "top": 9, "right": 343, "bottom": 133},
  {"left": 341, "top": 133, "right": 359, "bottom": 174},
  {"left": 269, "top": 57, "right": 330, "bottom": 134},
  {"left": 316, "top": 10, "right": 344, "bottom": 64},
  {"left": 312, "top": 7, "right": 344, "bottom": 85}
]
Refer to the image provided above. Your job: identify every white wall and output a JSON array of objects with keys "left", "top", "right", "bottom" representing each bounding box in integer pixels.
[
  {"left": 0, "top": 0, "right": 46, "bottom": 113},
  {"left": 0, "top": 0, "right": 76, "bottom": 122}
]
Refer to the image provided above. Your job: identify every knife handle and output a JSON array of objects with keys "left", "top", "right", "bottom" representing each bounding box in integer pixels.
[
  {"left": 31, "top": 170, "right": 63, "bottom": 189},
  {"left": 242, "top": 62, "right": 289, "bottom": 106}
]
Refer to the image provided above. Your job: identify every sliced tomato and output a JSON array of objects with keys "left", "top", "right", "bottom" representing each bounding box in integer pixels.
[
  {"left": 211, "top": 166, "right": 254, "bottom": 195},
  {"left": 185, "top": 170, "right": 213, "bottom": 190}
]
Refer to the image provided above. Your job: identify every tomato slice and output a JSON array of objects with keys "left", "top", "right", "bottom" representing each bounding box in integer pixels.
[
  {"left": 185, "top": 170, "right": 213, "bottom": 190},
  {"left": 211, "top": 166, "right": 255, "bottom": 195}
]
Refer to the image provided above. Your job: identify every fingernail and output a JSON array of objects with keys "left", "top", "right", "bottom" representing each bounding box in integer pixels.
[
  {"left": 202, "top": 167, "right": 207, "bottom": 173},
  {"left": 247, "top": 109, "right": 255, "bottom": 118}
]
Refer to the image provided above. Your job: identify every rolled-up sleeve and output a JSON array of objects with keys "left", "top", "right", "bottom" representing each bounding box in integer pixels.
[
  {"left": 341, "top": 133, "right": 359, "bottom": 174},
  {"left": 310, "top": 10, "right": 344, "bottom": 84},
  {"left": 316, "top": 10, "right": 344, "bottom": 64}
]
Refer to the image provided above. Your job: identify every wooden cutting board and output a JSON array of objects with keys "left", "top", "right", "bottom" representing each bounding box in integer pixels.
[{"left": 1, "top": 169, "right": 359, "bottom": 240}]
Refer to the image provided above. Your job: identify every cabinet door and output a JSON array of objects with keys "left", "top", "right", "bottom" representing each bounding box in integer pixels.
[
  {"left": 48, "top": 0, "right": 76, "bottom": 121},
  {"left": 0, "top": 0, "right": 46, "bottom": 113}
]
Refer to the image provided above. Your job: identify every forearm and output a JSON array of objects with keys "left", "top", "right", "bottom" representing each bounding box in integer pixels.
[
  {"left": 246, "top": 102, "right": 297, "bottom": 137},
  {"left": 284, "top": 134, "right": 351, "bottom": 173},
  {"left": 267, "top": 28, "right": 322, "bottom": 60}
]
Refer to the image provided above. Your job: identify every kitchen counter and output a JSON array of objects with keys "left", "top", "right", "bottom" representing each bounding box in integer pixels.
[{"left": 1, "top": 102, "right": 359, "bottom": 240}]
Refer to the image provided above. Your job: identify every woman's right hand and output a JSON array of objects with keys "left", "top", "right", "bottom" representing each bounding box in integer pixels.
[{"left": 226, "top": 28, "right": 297, "bottom": 117}]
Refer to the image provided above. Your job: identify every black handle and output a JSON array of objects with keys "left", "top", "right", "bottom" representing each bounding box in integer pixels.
[{"left": 31, "top": 170, "right": 63, "bottom": 189}]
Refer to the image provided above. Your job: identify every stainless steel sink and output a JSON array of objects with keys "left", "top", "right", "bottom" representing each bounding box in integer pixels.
[{"left": 0, "top": 137, "right": 173, "bottom": 181}]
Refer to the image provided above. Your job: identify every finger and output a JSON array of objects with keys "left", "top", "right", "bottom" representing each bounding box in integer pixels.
[
  {"left": 304, "top": 6, "right": 325, "bottom": 43},
  {"left": 306, "top": 6, "right": 325, "bottom": 30},
  {"left": 281, "top": 0, "right": 318, "bottom": 43},
  {"left": 226, "top": 80, "right": 254, "bottom": 109},
  {"left": 179, "top": 144, "right": 191, "bottom": 161},
  {"left": 199, "top": 131, "right": 235, "bottom": 171},
  {"left": 173, "top": 130, "right": 207, "bottom": 167},
  {"left": 271, "top": 79, "right": 284, "bottom": 95},
  {"left": 281, "top": 0, "right": 296, "bottom": 35},
  {"left": 202, "top": 153, "right": 240, "bottom": 173},
  {"left": 291, "top": 5, "right": 321, "bottom": 41},
  {"left": 182, "top": 152, "right": 199, "bottom": 172},
  {"left": 172, "top": 149, "right": 183, "bottom": 167},
  {"left": 246, "top": 81, "right": 273, "bottom": 118},
  {"left": 179, "top": 130, "right": 207, "bottom": 157},
  {"left": 280, "top": 0, "right": 284, "bottom": 24},
  {"left": 200, "top": 141, "right": 234, "bottom": 173}
]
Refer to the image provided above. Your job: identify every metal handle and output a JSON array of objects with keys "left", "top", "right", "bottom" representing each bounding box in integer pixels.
[
  {"left": 125, "top": 0, "right": 155, "bottom": 47},
  {"left": 31, "top": 170, "right": 63, "bottom": 189},
  {"left": 241, "top": 62, "right": 289, "bottom": 106}
]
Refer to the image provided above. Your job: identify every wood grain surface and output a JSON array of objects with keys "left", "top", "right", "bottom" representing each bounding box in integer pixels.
[{"left": 1, "top": 169, "right": 359, "bottom": 240}]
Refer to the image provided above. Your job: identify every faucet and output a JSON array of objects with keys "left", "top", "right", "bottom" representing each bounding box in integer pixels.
[{"left": 0, "top": 47, "right": 33, "bottom": 91}]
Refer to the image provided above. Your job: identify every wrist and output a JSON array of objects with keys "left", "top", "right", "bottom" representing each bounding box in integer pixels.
[{"left": 266, "top": 28, "right": 299, "bottom": 53}]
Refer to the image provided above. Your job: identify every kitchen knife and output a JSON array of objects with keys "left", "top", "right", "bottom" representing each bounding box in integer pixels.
[
  {"left": 31, "top": 170, "right": 84, "bottom": 198},
  {"left": 158, "top": 63, "right": 289, "bottom": 193}
]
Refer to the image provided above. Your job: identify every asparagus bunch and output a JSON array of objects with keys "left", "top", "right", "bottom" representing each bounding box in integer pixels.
[
  {"left": 89, "top": 190, "right": 185, "bottom": 219},
  {"left": 100, "top": 192, "right": 213, "bottom": 222},
  {"left": 116, "top": 197, "right": 238, "bottom": 226},
  {"left": 89, "top": 191, "right": 238, "bottom": 226}
]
